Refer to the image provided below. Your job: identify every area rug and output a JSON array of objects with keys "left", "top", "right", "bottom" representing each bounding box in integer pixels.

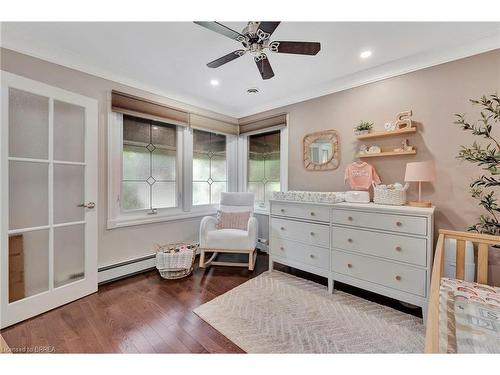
[{"left": 193, "top": 271, "right": 425, "bottom": 353}]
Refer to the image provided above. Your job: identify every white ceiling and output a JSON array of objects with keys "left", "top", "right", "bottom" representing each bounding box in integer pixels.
[{"left": 1, "top": 22, "right": 499, "bottom": 117}]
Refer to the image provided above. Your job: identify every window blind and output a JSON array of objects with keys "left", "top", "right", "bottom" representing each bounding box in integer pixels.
[
  {"left": 189, "top": 113, "right": 239, "bottom": 136},
  {"left": 111, "top": 90, "right": 189, "bottom": 126},
  {"left": 239, "top": 113, "right": 288, "bottom": 135}
]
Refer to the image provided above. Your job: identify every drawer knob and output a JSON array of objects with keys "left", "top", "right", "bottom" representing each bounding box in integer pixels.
[
  {"left": 348, "top": 216, "right": 353, "bottom": 221},
  {"left": 280, "top": 246, "right": 284, "bottom": 251},
  {"left": 310, "top": 231, "right": 315, "bottom": 236},
  {"left": 396, "top": 221, "right": 402, "bottom": 227},
  {"left": 280, "top": 208, "right": 285, "bottom": 213},
  {"left": 395, "top": 275, "right": 402, "bottom": 281},
  {"left": 347, "top": 263, "right": 353, "bottom": 268},
  {"left": 310, "top": 212, "right": 315, "bottom": 216},
  {"left": 280, "top": 226, "right": 285, "bottom": 230},
  {"left": 347, "top": 238, "right": 353, "bottom": 243},
  {"left": 310, "top": 254, "right": 315, "bottom": 259},
  {"left": 395, "top": 246, "right": 402, "bottom": 252}
]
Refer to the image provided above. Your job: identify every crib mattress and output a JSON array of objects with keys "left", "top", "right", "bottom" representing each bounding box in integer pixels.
[{"left": 439, "top": 277, "right": 500, "bottom": 353}]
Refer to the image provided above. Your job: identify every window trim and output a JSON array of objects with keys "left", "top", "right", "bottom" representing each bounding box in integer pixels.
[
  {"left": 107, "top": 112, "right": 237, "bottom": 229},
  {"left": 238, "top": 126, "right": 288, "bottom": 215}
]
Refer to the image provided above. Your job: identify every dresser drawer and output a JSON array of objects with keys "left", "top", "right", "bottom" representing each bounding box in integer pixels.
[
  {"left": 332, "top": 209, "right": 427, "bottom": 236},
  {"left": 271, "top": 238, "right": 330, "bottom": 271},
  {"left": 331, "top": 227, "right": 427, "bottom": 266},
  {"left": 271, "top": 218, "right": 329, "bottom": 248},
  {"left": 331, "top": 250, "right": 426, "bottom": 296},
  {"left": 271, "top": 202, "right": 330, "bottom": 222}
]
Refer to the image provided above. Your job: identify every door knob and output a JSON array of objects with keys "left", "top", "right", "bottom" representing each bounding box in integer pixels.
[{"left": 78, "top": 202, "right": 96, "bottom": 209}]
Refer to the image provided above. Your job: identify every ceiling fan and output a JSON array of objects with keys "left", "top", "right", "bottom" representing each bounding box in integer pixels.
[{"left": 194, "top": 21, "right": 321, "bottom": 80}]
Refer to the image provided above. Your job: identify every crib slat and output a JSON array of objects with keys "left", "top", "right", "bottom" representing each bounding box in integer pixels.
[
  {"left": 456, "top": 240, "right": 466, "bottom": 280},
  {"left": 477, "top": 243, "right": 489, "bottom": 284}
]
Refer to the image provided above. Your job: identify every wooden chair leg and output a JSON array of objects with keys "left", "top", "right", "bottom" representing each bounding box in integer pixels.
[
  {"left": 248, "top": 250, "right": 256, "bottom": 271},
  {"left": 199, "top": 249, "right": 206, "bottom": 268}
]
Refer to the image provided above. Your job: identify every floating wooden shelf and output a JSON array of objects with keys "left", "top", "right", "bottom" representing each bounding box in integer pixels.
[
  {"left": 356, "top": 127, "right": 417, "bottom": 140},
  {"left": 356, "top": 150, "right": 417, "bottom": 158}
]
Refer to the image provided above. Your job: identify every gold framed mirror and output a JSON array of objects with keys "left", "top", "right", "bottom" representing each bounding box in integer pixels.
[{"left": 303, "top": 129, "right": 340, "bottom": 171}]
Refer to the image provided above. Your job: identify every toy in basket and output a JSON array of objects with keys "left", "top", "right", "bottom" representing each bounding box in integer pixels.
[
  {"left": 373, "top": 182, "right": 409, "bottom": 206},
  {"left": 155, "top": 242, "right": 197, "bottom": 279}
]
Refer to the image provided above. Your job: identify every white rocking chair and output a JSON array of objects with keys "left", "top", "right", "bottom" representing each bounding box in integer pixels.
[{"left": 199, "top": 192, "right": 258, "bottom": 270}]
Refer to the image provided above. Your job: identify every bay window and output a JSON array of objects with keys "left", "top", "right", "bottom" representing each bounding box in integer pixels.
[
  {"left": 122, "top": 115, "right": 177, "bottom": 211},
  {"left": 108, "top": 111, "right": 236, "bottom": 229},
  {"left": 192, "top": 129, "right": 227, "bottom": 206},
  {"left": 247, "top": 130, "right": 281, "bottom": 208}
]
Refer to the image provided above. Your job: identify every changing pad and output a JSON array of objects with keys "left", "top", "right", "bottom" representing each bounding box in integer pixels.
[{"left": 272, "top": 191, "right": 345, "bottom": 204}]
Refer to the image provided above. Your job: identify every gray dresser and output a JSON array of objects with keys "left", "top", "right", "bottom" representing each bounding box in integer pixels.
[{"left": 269, "top": 200, "right": 435, "bottom": 321}]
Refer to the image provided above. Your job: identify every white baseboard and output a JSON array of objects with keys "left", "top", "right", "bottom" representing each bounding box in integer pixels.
[{"left": 98, "top": 255, "right": 156, "bottom": 284}]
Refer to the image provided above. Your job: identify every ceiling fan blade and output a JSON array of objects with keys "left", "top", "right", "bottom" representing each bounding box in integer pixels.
[
  {"left": 270, "top": 41, "right": 321, "bottom": 55},
  {"left": 255, "top": 54, "right": 274, "bottom": 80},
  {"left": 207, "top": 50, "right": 246, "bottom": 68},
  {"left": 194, "top": 21, "right": 245, "bottom": 41},
  {"left": 257, "top": 22, "right": 281, "bottom": 37}
]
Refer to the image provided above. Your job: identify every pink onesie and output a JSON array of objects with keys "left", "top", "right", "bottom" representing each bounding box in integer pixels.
[{"left": 344, "top": 161, "right": 381, "bottom": 191}]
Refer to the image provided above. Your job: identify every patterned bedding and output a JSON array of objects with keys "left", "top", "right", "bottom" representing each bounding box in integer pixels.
[{"left": 439, "top": 277, "right": 500, "bottom": 353}]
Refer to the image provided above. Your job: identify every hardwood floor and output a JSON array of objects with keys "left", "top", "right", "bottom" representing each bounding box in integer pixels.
[{"left": 0, "top": 251, "right": 421, "bottom": 353}]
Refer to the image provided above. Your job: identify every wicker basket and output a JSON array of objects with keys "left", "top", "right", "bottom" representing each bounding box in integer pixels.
[
  {"left": 373, "top": 183, "right": 409, "bottom": 206},
  {"left": 155, "top": 242, "right": 197, "bottom": 280}
]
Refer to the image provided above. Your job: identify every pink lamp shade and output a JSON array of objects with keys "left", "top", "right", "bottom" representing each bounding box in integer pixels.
[{"left": 404, "top": 161, "right": 436, "bottom": 182}]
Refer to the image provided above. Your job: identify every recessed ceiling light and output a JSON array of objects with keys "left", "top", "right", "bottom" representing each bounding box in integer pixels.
[
  {"left": 210, "top": 79, "right": 219, "bottom": 86},
  {"left": 360, "top": 50, "right": 372, "bottom": 59},
  {"left": 247, "top": 88, "right": 260, "bottom": 94}
]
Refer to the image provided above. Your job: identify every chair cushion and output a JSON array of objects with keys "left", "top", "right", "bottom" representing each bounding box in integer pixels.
[
  {"left": 204, "top": 229, "right": 254, "bottom": 250},
  {"left": 216, "top": 210, "right": 250, "bottom": 230}
]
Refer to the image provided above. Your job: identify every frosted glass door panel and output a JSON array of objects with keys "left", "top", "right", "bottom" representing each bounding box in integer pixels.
[
  {"left": 54, "top": 100, "right": 85, "bottom": 162},
  {"left": 54, "top": 224, "right": 85, "bottom": 288},
  {"left": 8, "top": 230, "right": 50, "bottom": 302},
  {"left": 54, "top": 164, "right": 85, "bottom": 224},
  {"left": 8, "top": 88, "right": 49, "bottom": 159},
  {"left": 9, "top": 161, "right": 48, "bottom": 230}
]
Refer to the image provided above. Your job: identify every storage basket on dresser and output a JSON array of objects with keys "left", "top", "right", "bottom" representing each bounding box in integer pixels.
[
  {"left": 269, "top": 200, "right": 435, "bottom": 321},
  {"left": 373, "top": 183, "right": 409, "bottom": 206}
]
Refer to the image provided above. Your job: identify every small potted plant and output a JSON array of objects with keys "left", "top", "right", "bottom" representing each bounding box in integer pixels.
[{"left": 354, "top": 121, "right": 374, "bottom": 135}]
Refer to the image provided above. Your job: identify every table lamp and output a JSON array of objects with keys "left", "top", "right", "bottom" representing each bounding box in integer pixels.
[{"left": 404, "top": 161, "right": 436, "bottom": 207}]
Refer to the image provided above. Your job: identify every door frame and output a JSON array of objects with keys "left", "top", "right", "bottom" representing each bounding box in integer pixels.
[{"left": 0, "top": 71, "right": 98, "bottom": 329}]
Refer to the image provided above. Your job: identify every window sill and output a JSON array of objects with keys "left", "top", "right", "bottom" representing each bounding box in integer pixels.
[
  {"left": 107, "top": 210, "right": 217, "bottom": 230},
  {"left": 254, "top": 208, "right": 270, "bottom": 216}
]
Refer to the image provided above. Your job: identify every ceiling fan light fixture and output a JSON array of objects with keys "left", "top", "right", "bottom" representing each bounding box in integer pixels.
[{"left": 360, "top": 50, "right": 372, "bottom": 59}]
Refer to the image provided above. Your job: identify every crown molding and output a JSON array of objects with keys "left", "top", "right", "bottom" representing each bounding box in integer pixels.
[
  {"left": 0, "top": 40, "right": 241, "bottom": 118},
  {"left": 235, "top": 33, "right": 500, "bottom": 118},
  {"left": 2, "top": 32, "right": 499, "bottom": 120}
]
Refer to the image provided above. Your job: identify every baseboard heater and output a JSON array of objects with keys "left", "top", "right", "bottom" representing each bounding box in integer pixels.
[
  {"left": 98, "top": 241, "right": 267, "bottom": 285},
  {"left": 98, "top": 254, "right": 157, "bottom": 284}
]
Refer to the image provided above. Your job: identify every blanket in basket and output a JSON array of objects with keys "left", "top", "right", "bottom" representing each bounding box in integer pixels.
[{"left": 156, "top": 248, "right": 194, "bottom": 270}]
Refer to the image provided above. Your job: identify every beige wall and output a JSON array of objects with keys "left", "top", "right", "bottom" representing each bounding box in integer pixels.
[
  {"left": 2, "top": 47, "right": 499, "bottom": 268},
  {"left": 240, "top": 49, "right": 500, "bottom": 234},
  {"left": 1, "top": 47, "right": 238, "bottom": 267}
]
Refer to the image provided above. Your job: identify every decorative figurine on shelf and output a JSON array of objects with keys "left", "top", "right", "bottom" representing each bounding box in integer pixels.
[
  {"left": 395, "top": 110, "right": 413, "bottom": 129},
  {"left": 354, "top": 121, "right": 374, "bottom": 135},
  {"left": 367, "top": 145, "right": 381, "bottom": 154},
  {"left": 384, "top": 122, "right": 396, "bottom": 132},
  {"left": 394, "top": 139, "right": 414, "bottom": 152},
  {"left": 358, "top": 144, "right": 369, "bottom": 154}
]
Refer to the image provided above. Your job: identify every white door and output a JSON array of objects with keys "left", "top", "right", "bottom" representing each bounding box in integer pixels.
[{"left": 0, "top": 72, "right": 98, "bottom": 328}]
